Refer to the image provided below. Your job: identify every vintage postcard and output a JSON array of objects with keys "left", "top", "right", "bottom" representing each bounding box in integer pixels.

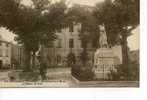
[{"left": 0, "top": 0, "right": 139, "bottom": 87}]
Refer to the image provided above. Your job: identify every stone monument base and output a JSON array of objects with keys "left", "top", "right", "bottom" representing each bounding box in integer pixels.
[{"left": 94, "top": 48, "right": 120, "bottom": 80}]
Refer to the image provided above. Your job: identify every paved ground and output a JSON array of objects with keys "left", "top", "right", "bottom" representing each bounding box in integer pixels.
[
  {"left": 0, "top": 70, "right": 10, "bottom": 82},
  {"left": 46, "top": 68, "right": 139, "bottom": 87},
  {"left": 46, "top": 68, "right": 76, "bottom": 87},
  {"left": 72, "top": 80, "right": 139, "bottom": 87},
  {"left": 0, "top": 68, "right": 139, "bottom": 87}
]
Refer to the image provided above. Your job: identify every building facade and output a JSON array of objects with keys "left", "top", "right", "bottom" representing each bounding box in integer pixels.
[
  {"left": 0, "top": 36, "right": 11, "bottom": 69},
  {"left": 42, "top": 23, "right": 94, "bottom": 67}
]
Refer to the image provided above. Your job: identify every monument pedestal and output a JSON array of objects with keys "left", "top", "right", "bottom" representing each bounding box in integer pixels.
[{"left": 94, "top": 48, "right": 120, "bottom": 80}]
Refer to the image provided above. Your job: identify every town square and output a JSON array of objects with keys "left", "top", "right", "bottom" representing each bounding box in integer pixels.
[{"left": 0, "top": 0, "right": 139, "bottom": 87}]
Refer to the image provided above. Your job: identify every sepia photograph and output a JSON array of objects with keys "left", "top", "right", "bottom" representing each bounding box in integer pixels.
[{"left": 0, "top": 0, "right": 139, "bottom": 87}]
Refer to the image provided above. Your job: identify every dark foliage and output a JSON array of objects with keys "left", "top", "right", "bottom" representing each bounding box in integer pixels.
[
  {"left": 67, "top": 52, "right": 76, "bottom": 67},
  {"left": 71, "top": 64, "right": 94, "bottom": 81}
]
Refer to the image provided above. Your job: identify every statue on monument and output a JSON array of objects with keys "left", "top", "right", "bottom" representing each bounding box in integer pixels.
[{"left": 99, "top": 24, "right": 108, "bottom": 48}]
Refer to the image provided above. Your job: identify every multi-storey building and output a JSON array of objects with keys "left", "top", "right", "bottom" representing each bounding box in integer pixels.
[
  {"left": 42, "top": 23, "right": 95, "bottom": 67},
  {"left": 0, "top": 36, "right": 11, "bottom": 69}
]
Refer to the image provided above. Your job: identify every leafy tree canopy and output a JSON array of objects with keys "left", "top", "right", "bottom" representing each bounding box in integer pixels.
[
  {"left": 67, "top": 4, "right": 100, "bottom": 48},
  {"left": 93, "top": 0, "right": 139, "bottom": 45},
  {"left": 0, "top": 0, "right": 67, "bottom": 52}
]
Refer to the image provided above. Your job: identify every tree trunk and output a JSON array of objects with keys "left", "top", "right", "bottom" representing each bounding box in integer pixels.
[
  {"left": 83, "top": 47, "right": 87, "bottom": 65},
  {"left": 23, "top": 49, "right": 31, "bottom": 72},
  {"left": 81, "top": 40, "right": 88, "bottom": 66},
  {"left": 40, "top": 44, "right": 44, "bottom": 61},
  {"left": 32, "top": 51, "right": 36, "bottom": 70},
  {"left": 121, "top": 34, "right": 129, "bottom": 80}
]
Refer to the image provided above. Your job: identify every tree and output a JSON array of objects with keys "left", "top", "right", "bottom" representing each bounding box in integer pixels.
[
  {"left": 67, "top": 52, "right": 76, "bottom": 67},
  {"left": 0, "top": 0, "right": 20, "bottom": 28},
  {"left": 67, "top": 4, "right": 100, "bottom": 65},
  {"left": 0, "top": 0, "right": 67, "bottom": 71},
  {"left": 13, "top": 3, "right": 56, "bottom": 71},
  {"left": 93, "top": 0, "right": 139, "bottom": 80}
]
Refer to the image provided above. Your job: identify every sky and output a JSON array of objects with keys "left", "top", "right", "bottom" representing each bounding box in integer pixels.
[
  {"left": 66, "top": 0, "right": 104, "bottom": 6},
  {"left": 0, "top": 0, "right": 139, "bottom": 50},
  {"left": 21, "top": 0, "right": 105, "bottom": 6},
  {"left": 127, "top": 26, "right": 139, "bottom": 51},
  {"left": 0, "top": 27, "right": 16, "bottom": 43}
]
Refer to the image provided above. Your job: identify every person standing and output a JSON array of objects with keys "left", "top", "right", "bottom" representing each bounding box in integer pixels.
[{"left": 37, "top": 55, "right": 48, "bottom": 81}]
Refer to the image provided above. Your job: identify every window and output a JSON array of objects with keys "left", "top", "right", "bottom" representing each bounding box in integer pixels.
[
  {"left": 6, "top": 49, "right": 9, "bottom": 57},
  {"left": 6, "top": 43, "right": 9, "bottom": 47},
  {"left": 69, "top": 38, "right": 74, "bottom": 48},
  {"left": 0, "top": 42, "right": 2, "bottom": 46},
  {"left": 0, "top": 49, "right": 2, "bottom": 57},
  {"left": 57, "top": 28, "right": 61, "bottom": 33},
  {"left": 57, "top": 39, "right": 62, "bottom": 48},
  {"left": 69, "top": 24, "right": 73, "bottom": 32},
  {"left": 57, "top": 55, "right": 61, "bottom": 64}
]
